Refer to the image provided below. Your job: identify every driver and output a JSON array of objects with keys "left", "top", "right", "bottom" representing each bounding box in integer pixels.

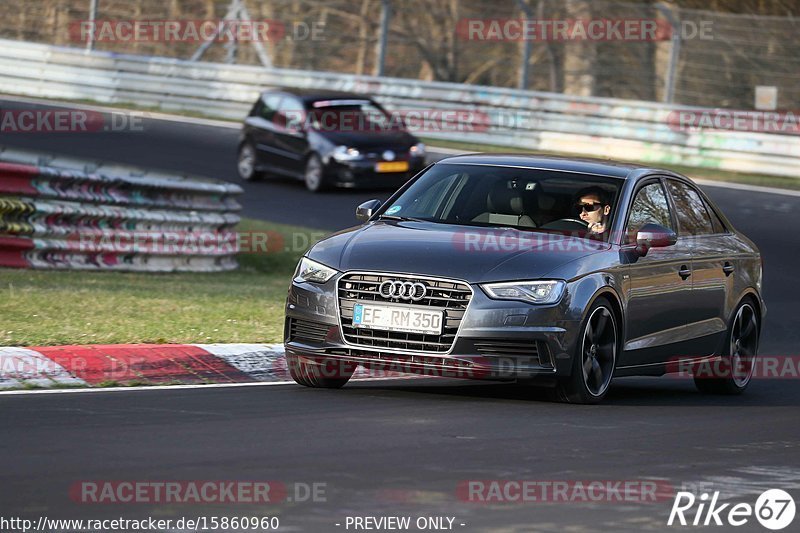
[{"left": 575, "top": 187, "right": 612, "bottom": 236}]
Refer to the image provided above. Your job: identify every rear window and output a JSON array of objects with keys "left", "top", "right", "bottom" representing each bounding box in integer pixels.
[{"left": 666, "top": 180, "right": 715, "bottom": 235}]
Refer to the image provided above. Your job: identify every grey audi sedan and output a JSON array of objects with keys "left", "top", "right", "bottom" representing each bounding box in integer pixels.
[{"left": 284, "top": 155, "right": 764, "bottom": 403}]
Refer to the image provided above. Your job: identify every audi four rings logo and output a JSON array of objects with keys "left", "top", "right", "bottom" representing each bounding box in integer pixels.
[{"left": 379, "top": 280, "right": 427, "bottom": 301}]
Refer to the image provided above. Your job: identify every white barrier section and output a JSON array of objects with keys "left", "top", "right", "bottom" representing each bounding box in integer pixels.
[{"left": 0, "top": 38, "right": 798, "bottom": 178}]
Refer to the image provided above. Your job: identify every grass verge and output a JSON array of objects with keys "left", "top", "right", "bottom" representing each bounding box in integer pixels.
[{"left": 0, "top": 219, "right": 328, "bottom": 347}]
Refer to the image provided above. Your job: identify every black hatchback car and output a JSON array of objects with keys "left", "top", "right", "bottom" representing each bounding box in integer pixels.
[
  {"left": 284, "top": 155, "right": 765, "bottom": 403},
  {"left": 237, "top": 89, "right": 427, "bottom": 192}
]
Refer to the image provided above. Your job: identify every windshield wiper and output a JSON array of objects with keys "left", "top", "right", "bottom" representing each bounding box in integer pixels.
[{"left": 377, "top": 214, "right": 428, "bottom": 222}]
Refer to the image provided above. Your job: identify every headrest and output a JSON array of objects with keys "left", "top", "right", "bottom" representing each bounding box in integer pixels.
[{"left": 488, "top": 181, "right": 524, "bottom": 215}]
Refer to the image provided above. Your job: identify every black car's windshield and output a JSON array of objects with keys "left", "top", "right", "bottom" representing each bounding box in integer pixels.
[
  {"left": 308, "top": 100, "right": 401, "bottom": 133},
  {"left": 380, "top": 163, "right": 622, "bottom": 241}
]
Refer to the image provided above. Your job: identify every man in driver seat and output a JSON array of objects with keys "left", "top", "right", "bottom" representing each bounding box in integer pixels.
[{"left": 575, "top": 187, "right": 612, "bottom": 236}]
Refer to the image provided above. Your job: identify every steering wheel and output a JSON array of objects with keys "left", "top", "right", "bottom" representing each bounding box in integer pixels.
[{"left": 540, "top": 218, "right": 588, "bottom": 231}]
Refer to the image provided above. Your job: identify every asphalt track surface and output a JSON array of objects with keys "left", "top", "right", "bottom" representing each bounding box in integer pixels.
[{"left": 1, "top": 98, "right": 798, "bottom": 531}]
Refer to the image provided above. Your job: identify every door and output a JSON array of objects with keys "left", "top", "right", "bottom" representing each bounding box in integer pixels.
[
  {"left": 245, "top": 93, "right": 286, "bottom": 172},
  {"left": 273, "top": 96, "right": 311, "bottom": 176},
  {"left": 621, "top": 180, "right": 694, "bottom": 366},
  {"left": 665, "top": 179, "right": 730, "bottom": 356}
]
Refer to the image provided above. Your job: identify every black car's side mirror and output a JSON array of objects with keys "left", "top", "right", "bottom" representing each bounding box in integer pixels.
[
  {"left": 356, "top": 199, "right": 382, "bottom": 222},
  {"left": 635, "top": 223, "right": 677, "bottom": 256}
]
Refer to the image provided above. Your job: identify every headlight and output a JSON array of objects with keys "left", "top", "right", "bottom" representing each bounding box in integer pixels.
[
  {"left": 481, "top": 280, "right": 566, "bottom": 305},
  {"left": 294, "top": 257, "right": 338, "bottom": 284},
  {"left": 410, "top": 142, "right": 426, "bottom": 157},
  {"left": 331, "top": 146, "right": 362, "bottom": 162}
]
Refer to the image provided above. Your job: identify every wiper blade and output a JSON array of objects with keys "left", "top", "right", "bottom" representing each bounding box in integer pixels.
[{"left": 377, "top": 214, "right": 428, "bottom": 222}]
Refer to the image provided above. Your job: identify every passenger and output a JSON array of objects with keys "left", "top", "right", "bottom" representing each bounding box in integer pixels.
[{"left": 575, "top": 187, "right": 612, "bottom": 236}]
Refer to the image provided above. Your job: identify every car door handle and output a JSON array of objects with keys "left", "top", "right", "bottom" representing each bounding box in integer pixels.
[
  {"left": 678, "top": 265, "right": 692, "bottom": 280},
  {"left": 723, "top": 262, "right": 735, "bottom": 276}
]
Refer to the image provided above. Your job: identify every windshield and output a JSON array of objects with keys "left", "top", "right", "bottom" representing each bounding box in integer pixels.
[
  {"left": 307, "top": 100, "right": 401, "bottom": 133},
  {"left": 380, "top": 163, "right": 622, "bottom": 241}
]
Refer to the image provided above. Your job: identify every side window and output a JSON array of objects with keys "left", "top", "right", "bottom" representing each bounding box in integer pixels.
[
  {"left": 704, "top": 200, "right": 728, "bottom": 234},
  {"left": 625, "top": 182, "right": 674, "bottom": 243},
  {"left": 275, "top": 97, "right": 307, "bottom": 131},
  {"left": 258, "top": 94, "right": 282, "bottom": 122},
  {"left": 666, "top": 180, "right": 714, "bottom": 236}
]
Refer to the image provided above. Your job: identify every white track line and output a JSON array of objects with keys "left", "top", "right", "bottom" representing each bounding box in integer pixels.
[
  {"left": 693, "top": 178, "right": 800, "bottom": 198},
  {"left": 0, "top": 376, "right": 423, "bottom": 396},
  {"left": 2, "top": 93, "right": 798, "bottom": 198}
]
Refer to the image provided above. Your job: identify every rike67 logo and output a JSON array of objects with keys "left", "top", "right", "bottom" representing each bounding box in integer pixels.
[{"left": 668, "top": 489, "right": 795, "bottom": 530}]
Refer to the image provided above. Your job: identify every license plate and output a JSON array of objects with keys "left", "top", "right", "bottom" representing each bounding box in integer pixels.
[
  {"left": 375, "top": 161, "right": 409, "bottom": 173},
  {"left": 352, "top": 302, "right": 443, "bottom": 335}
]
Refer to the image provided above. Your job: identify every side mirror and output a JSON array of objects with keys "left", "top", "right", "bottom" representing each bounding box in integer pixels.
[
  {"left": 356, "top": 199, "right": 382, "bottom": 222},
  {"left": 635, "top": 223, "right": 677, "bottom": 256}
]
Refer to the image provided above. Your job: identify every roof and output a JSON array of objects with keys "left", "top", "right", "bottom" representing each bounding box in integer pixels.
[
  {"left": 436, "top": 153, "right": 652, "bottom": 179},
  {"left": 261, "top": 88, "right": 373, "bottom": 104}
]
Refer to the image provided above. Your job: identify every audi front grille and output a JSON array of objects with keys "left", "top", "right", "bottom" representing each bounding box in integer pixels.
[{"left": 337, "top": 272, "right": 472, "bottom": 353}]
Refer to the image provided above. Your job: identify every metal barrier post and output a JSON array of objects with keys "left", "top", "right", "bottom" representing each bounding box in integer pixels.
[
  {"left": 656, "top": 2, "right": 681, "bottom": 104},
  {"left": 516, "top": 0, "right": 534, "bottom": 90},
  {"left": 375, "top": 0, "right": 391, "bottom": 77},
  {"left": 85, "top": 0, "right": 98, "bottom": 53}
]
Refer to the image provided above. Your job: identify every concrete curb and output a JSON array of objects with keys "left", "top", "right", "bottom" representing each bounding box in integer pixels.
[{"left": 0, "top": 343, "right": 290, "bottom": 389}]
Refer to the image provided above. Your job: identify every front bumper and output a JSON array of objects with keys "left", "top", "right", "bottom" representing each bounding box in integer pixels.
[
  {"left": 325, "top": 157, "right": 426, "bottom": 189},
  {"left": 284, "top": 274, "right": 582, "bottom": 380}
]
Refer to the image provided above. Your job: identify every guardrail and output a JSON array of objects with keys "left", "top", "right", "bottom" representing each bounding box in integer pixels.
[
  {"left": 0, "top": 146, "right": 242, "bottom": 272},
  {"left": 0, "top": 38, "right": 798, "bottom": 179}
]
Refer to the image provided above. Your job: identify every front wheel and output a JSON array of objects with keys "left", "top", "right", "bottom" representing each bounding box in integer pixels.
[
  {"left": 237, "top": 142, "right": 261, "bottom": 181},
  {"left": 694, "top": 301, "right": 759, "bottom": 395},
  {"left": 303, "top": 153, "right": 326, "bottom": 192},
  {"left": 556, "top": 299, "right": 618, "bottom": 404},
  {"left": 286, "top": 353, "right": 355, "bottom": 388}
]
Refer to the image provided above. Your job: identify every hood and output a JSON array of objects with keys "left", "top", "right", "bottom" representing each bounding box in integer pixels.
[
  {"left": 314, "top": 129, "right": 417, "bottom": 150},
  {"left": 307, "top": 221, "right": 610, "bottom": 283}
]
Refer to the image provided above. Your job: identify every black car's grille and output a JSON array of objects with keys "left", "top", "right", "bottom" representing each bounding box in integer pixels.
[
  {"left": 338, "top": 273, "right": 472, "bottom": 353},
  {"left": 365, "top": 148, "right": 409, "bottom": 160},
  {"left": 287, "top": 318, "right": 330, "bottom": 344},
  {"left": 474, "top": 339, "right": 552, "bottom": 368}
]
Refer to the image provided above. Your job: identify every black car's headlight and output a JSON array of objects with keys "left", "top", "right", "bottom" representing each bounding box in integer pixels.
[
  {"left": 331, "top": 146, "right": 362, "bottom": 162},
  {"left": 294, "top": 257, "right": 339, "bottom": 284},
  {"left": 410, "top": 142, "right": 426, "bottom": 157},
  {"left": 481, "top": 280, "right": 566, "bottom": 305}
]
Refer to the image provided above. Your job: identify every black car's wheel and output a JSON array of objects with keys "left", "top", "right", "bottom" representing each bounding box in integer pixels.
[
  {"left": 237, "top": 142, "right": 261, "bottom": 181},
  {"left": 286, "top": 353, "right": 354, "bottom": 388},
  {"left": 303, "top": 153, "right": 326, "bottom": 192},
  {"left": 556, "top": 298, "right": 618, "bottom": 404},
  {"left": 694, "top": 301, "right": 759, "bottom": 395}
]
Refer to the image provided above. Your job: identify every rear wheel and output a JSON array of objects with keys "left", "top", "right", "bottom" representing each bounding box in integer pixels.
[
  {"left": 286, "top": 353, "right": 355, "bottom": 388},
  {"left": 237, "top": 142, "right": 261, "bottom": 181},
  {"left": 556, "top": 298, "right": 618, "bottom": 404},
  {"left": 694, "top": 301, "right": 759, "bottom": 395},
  {"left": 304, "top": 153, "right": 326, "bottom": 192}
]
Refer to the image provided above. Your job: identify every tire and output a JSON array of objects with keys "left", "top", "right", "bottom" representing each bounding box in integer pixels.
[
  {"left": 694, "top": 301, "right": 759, "bottom": 395},
  {"left": 303, "top": 153, "right": 326, "bottom": 192},
  {"left": 555, "top": 298, "right": 618, "bottom": 404},
  {"left": 237, "top": 142, "right": 261, "bottom": 181},
  {"left": 286, "top": 353, "right": 355, "bottom": 389}
]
